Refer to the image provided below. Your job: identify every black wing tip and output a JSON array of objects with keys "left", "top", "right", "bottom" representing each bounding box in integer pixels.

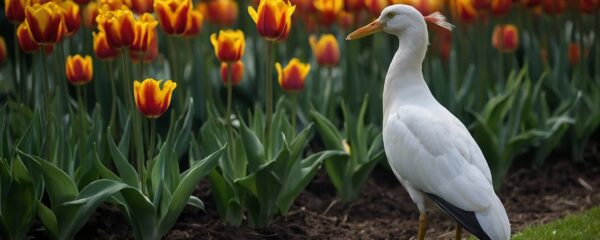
[{"left": 426, "top": 193, "right": 491, "bottom": 240}]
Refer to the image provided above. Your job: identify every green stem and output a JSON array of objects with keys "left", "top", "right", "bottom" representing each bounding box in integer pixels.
[
  {"left": 225, "top": 63, "right": 236, "bottom": 163},
  {"left": 12, "top": 25, "right": 21, "bottom": 101},
  {"left": 108, "top": 61, "right": 118, "bottom": 137},
  {"left": 40, "top": 47, "right": 51, "bottom": 159},
  {"left": 323, "top": 67, "right": 333, "bottom": 115},
  {"left": 291, "top": 93, "right": 297, "bottom": 138},
  {"left": 121, "top": 49, "right": 144, "bottom": 190},
  {"left": 76, "top": 86, "right": 87, "bottom": 167},
  {"left": 168, "top": 37, "right": 184, "bottom": 109},
  {"left": 140, "top": 56, "right": 144, "bottom": 80},
  {"left": 148, "top": 118, "right": 156, "bottom": 162},
  {"left": 265, "top": 41, "right": 274, "bottom": 159}
]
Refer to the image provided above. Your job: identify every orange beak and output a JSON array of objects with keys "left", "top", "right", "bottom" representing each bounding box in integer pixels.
[{"left": 346, "top": 19, "right": 383, "bottom": 40}]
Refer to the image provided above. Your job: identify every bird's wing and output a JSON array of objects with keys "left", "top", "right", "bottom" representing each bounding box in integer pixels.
[{"left": 383, "top": 105, "right": 495, "bottom": 212}]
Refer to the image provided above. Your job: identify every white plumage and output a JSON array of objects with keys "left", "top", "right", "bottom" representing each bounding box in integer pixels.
[{"left": 347, "top": 4, "right": 510, "bottom": 240}]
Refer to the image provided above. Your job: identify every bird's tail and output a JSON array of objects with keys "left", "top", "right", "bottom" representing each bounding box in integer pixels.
[{"left": 475, "top": 195, "right": 511, "bottom": 240}]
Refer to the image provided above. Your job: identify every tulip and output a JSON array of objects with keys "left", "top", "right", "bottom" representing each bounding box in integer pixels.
[
  {"left": 133, "top": 78, "right": 177, "bottom": 118},
  {"left": 568, "top": 43, "right": 581, "bottom": 66},
  {"left": 58, "top": 0, "right": 81, "bottom": 36},
  {"left": 309, "top": 34, "right": 340, "bottom": 67},
  {"left": 343, "top": 0, "right": 364, "bottom": 11},
  {"left": 291, "top": 0, "right": 315, "bottom": 13},
  {"left": 153, "top": 0, "right": 192, "bottom": 35},
  {"left": 5, "top": 0, "right": 27, "bottom": 23},
  {"left": 314, "top": 0, "right": 343, "bottom": 26},
  {"left": 542, "top": 0, "right": 566, "bottom": 15},
  {"left": 25, "top": 2, "right": 66, "bottom": 45},
  {"left": 83, "top": 1, "right": 99, "bottom": 28},
  {"left": 221, "top": 61, "right": 244, "bottom": 86},
  {"left": 210, "top": 29, "right": 245, "bottom": 63},
  {"left": 491, "top": 0, "right": 511, "bottom": 15},
  {"left": 579, "top": 0, "right": 599, "bottom": 13},
  {"left": 492, "top": 24, "right": 519, "bottom": 53},
  {"left": 364, "top": 0, "right": 388, "bottom": 16},
  {"left": 99, "top": 0, "right": 126, "bottom": 10},
  {"left": 182, "top": 9, "right": 203, "bottom": 37},
  {"left": 338, "top": 10, "right": 355, "bottom": 30},
  {"left": 66, "top": 55, "right": 94, "bottom": 85},
  {"left": 131, "top": 13, "right": 158, "bottom": 53},
  {"left": 93, "top": 30, "right": 120, "bottom": 60},
  {"left": 248, "top": 0, "right": 296, "bottom": 42},
  {"left": 129, "top": 0, "right": 154, "bottom": 14},
  {"left": 17, "top": 22, "right": 53, "bottom": 54},
  {"left": 96, "top": 9, "right": 136, "bottom": 49},
  {"left": 275, "top": 58, "right": 310, "bottom": 92},
  {"left": 521, "top": 0, "right": 540, "bottom": 7},
  {"left": 409, "top": 0, "right": 444, "bottom": 16},
  {"left": 204, "top": 0, "right": 238, "bottom": 26},
  {"left": 0, "top": 37, "right": 6, "bottom": 65},
  {"left": 130, "top": 32, "right": 159, "bottom": 62},
  {"left": 454, "top": 0, "right": 477, "bottom": 23}
]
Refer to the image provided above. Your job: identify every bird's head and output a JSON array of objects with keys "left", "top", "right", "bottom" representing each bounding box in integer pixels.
[{"left": 346, "top": 4, "right": 453, "bottom": 40}]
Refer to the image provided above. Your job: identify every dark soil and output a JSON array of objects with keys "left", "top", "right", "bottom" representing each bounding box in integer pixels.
[{"left": 51, "top": 148, "right": 600, "bottom": 239}]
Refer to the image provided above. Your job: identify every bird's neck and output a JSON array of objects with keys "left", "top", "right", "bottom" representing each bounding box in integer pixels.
[{"left": 383, "top": 28, "right": 433, "bottom": 120}]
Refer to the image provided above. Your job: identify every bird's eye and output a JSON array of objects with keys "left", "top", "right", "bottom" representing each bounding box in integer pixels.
[{"left": 387, "top": 12, "right": 396, "bottom": 18}]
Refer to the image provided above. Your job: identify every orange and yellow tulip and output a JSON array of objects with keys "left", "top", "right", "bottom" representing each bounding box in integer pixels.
[
  {"left": 96, "top": 9, "right": 136, "bottom": 49},
  {"left": 99, "top": 0, "right": 126, "bottom": 10},
  {"left": 210, "top": 29, "right": 245, "bottom": 63},
  {"left": 309, "top": 34, "right": 340, "bottom": 67},
  {"left": 275, "top": 58, "right": 311, "bottom": 92},
  {"left": 453, "top": 0, "right": 477, "bottom": 23},
  {"left": 248, "top": 0, "right": 296, "bottom": 42},
  {"left": 93, "top": 30, "right": 119, "bottom": 60},
  {"left": 58, "top": 0, "right": 81, "bottom": 36},
  {"left": 154, "top": 0, "right": 192, "bottom": 35},
  {"left": 5, "top": 0, "right": 27, "bottom": 23},
  {"left": 221, "top": 61, "right": 244, "bottom": 86},
  {"left": 130, "top": 32, "right": 159, "bottom": 62},
  {"left": 338, "top": 10, "right": 354, "bottom": 30},
  {"left": 408, "top": 0, "right": 444, "bottom": 16},
  {"left": 129, "top": 0, "right": 154, "bottom": 14},
  {"left": 182, "top": 9, "right": 203, "bottom": 37},
  {"left": 491, "top": 0, "right": 511, "bottom": 15},
  {"left": 364, "top": 0, "right": 388, "bottom": 16},
  {"left": 66, "top": 55, "right": 94, "bottom": 85},
  {"left": 492, "top": 24, "right": 519, "bottom": 53},
  {"left": 314, "top": 0, "right": 343, "bottom": 26},
  {"left": 131, "top": 13, "right": 158, "bottom": 53},
  {"left": 74, "top": 0, "right": 91, "bottom": 4},
  {"left": 17, "top": 22, "right": 53, "bottom": 54},
  {"left": 542, "top": 0, "right": 566, "bottom": 14},
  {"left": 133, "top": 78, "right": 177, "bottom": 118},
  {"left": 83, "top": 1, "right": 99, "bottom": 28},
  {"left": 203, "top": 0, "right": 238, "bottom": 26},
  {"left": 25, "top": 2, "right": 66, "bottom": 45},
  {"left": 343, "top": 0, "right": 364, "bottom": 11},
  {"left": 291, "top": 0, "right": 315, "bottom": 12},
  {"left": 0, "top": 37, "right": 6, "bottom": 65}
]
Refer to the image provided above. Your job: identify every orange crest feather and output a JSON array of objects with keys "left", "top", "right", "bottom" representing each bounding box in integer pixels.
[{"left": 424, "top": 12, "right": 454, "bottom": 31}]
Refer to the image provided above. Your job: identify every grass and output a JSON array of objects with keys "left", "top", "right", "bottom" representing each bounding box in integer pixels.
[{"left": 512, "top": 207, "right": 600, "bottom": 240}]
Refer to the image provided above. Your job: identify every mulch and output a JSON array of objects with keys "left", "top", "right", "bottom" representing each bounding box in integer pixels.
[{"left": 29, "top": 144, "right": 600, "bottom": 239}]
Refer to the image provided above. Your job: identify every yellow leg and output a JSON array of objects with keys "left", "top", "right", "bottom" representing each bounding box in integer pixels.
[
  {"left": 418, "top": 213, "right": 427, "bottom": 240},
  {"left": 455, "top": 222, "right": 462, "bottom": 240}
]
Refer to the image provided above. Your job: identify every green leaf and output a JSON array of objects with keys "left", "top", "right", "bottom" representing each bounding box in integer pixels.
[
  {"left": 107, "top": 128, "right": 139, "bottom": 188},
  {"left": 173, "top": 98, "right": 194, "bottom": 158},
  {"left": 186, "top": 196, "right": 204, "bottom": 210},
  {"left": 310, "top": 110, "right": 343, "bottom": 150},
  {"left": 1, "top": 156, "right": 36, "bottom": 240},
  {"left": 19, "top": 151, "right": 78, "bottom": 206},
  {"left": 36, "top": 200, "right": 58, "bottom": 239},
  {"left": 157, "top": 147, "right": 224, "bottom": 237}
]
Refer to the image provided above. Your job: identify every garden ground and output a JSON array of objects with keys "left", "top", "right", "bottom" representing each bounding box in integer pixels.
[{"left": 41, "top": 143, "right": 600, "bottom": 240}]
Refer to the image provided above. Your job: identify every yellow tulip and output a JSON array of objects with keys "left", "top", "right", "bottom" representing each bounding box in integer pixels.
[
  {"left": 5, "top": 0, "right": 26, "bottom": 23},
  {"left": 309, "top": 34, "right": 340, "bottom": 67},
  {"left": 25, "top": 2, "right": 65, "bottom": 45},
  {"left": 66, "top": 55, "right": 94, "bottom": 85},
  {"left": 131, "top": 13, "right": 158, "bottom": 53},
  {"left": 96, "top": 9, "right": 136, "bottom": 49},
  {"left": 275, "top": 58, "right": 311, "bottom": 92},
  {"left": 210, "top": 29, "right": 245, "bottom": 63},
  {"left": 314, "top": 0, "right": 343, "bottom": 26},
  {"left": 154, "top": 0, "right": 192, "bottom": 35}
]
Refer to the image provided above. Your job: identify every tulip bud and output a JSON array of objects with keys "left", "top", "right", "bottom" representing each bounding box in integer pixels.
[
  {"left": 210, "top": 29, "right": 245, "bottom": 63},
  {"left": 221, "top": 61, "right": 244, "bottom": 86},
  {"left": 454, "top": 0, "right": 477, "bottom": 23},
  {"left": 309, "top": 34, "right": 340, "bottom": 67},
  {"left": 276, "top": 58, "right": 311, "bottom": 92},
  {"left": 96, "top": 9, "right": 136, "bottom": 49},
  {"left": 182, "top": 10, "right": 204, "bottom": 37},
  {"left": 130, "top": 32, "right": 159, "bottom": 63},
  {"left": 17, "top": 22, "right": 53, "bottom": 54},
  {"left": 133, "top": 78, "right": 177, "bottom": 118},
  {"left": 58, "top": 0, "right": 81, "bottom": 36},
  {"left": 131, "top": 13, "right": 158, "bottom": 53},
  {"left": 25, "top": 2, "right": 66, "bottom": 45},
  {"left": 154, "top": 0, "right": 192, "bottom": 35},
  {"left": 65, "top": 55, "right": 94, "bottom": 85},
  {"left": 83, "top": 1, "right": 99, "bottom": 29},
  {"left": 204, "top": 0, "right": 238, "bottom": 26},
  {"left": 314, "top": 0, "right": 343, "bottom": 26},
  {"left": 93, "top": 30, "right": 119, "bottom": 60},
  {"left": 5, "top": 0, "right": 27, "bottom": 23},
  {"left": 492, "top": 24, "right": 519, "bottom": 53},
  {"left": 248, "top": 0, "right": 296, "bottom": 42}
]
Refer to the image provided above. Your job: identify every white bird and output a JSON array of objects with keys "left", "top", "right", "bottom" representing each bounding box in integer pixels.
[{"left": 346, "top": 5, "right": 510, "bottom": 240}]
